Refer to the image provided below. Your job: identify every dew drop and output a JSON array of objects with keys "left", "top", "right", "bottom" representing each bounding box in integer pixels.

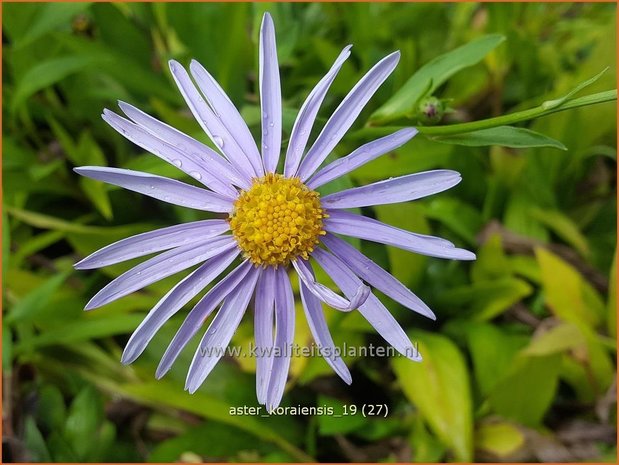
[
  {"left": 189, "top": 171, "right": 202, "bottom": 180},
  {"left": 263, "top": 144, "right": 268, "bottom": 151},
  {"left": 262, "top": 111, "right": 268, "bottom": 118},
  {"left": 269, "top": 122, "right": 274, "bottom": 128},
  {"left": 150, "top": 185, "right": 155, "bottom": 189},
  {"left": 213, "top": 136, "right": 224, "bottom": 148},
  {"left": 163, "top": 195, "right": 170, "bottom": 201},
  {"left": 208, "top": 328, "right": 218, "bottom": 335},
  {"left": 172, "top": 159, "right": 183, "bottom": 168}
]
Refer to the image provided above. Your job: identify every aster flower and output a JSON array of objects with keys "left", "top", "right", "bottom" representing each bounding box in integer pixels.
[{"left": 75, "top": 13, "right": 475, "bottom": 410}]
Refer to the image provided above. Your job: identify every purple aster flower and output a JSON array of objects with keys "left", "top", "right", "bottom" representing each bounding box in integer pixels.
[{"left": 75, "top": 13, "right": 475, "bottom": 410}]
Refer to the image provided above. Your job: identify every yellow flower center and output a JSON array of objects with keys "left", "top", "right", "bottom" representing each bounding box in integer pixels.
[{"left": 229, "top": 173, "right": 326, "bottom": 267}]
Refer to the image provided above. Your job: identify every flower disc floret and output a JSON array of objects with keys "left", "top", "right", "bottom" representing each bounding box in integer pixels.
[{"left": 229, "top": 173, "right": 326, "bottom": 266}]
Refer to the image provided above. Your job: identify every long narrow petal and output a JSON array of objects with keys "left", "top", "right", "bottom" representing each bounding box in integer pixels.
[
  {"left": 168, "top": 60, "right": 257, "bottom": 181},
  {"left": 185, "top": 267, "right": 260, "bottom": 393},
  {"left": 297, "top": 52, "right": 401, "bottom": 181},
  {"left": 189, "top": 60, "right": 264, "bottom": 177},
  {"left": 156, "top": 260, "right": 253, "bottom": 378},
  {"left": 284, "top": 46, "right": 352, "bottom": 177},
  {"left": 299, "top": 280, "right": 352, "bottom": 384},
  {"left": 324, "top": 210, "right": 476, "bottom": 260},
  {"left": 74, "top": 166, "right": 234, "bottom": 213},
  {"left": 113, "top": 102, "right": 245, "bottom": 193},
  {"left": 292, "top": 258, "right": 369, "bottom": 311},
  {"left": 259, "top": 13, "right": 282, "bottom": 173},
  {"left": 254, "top": 267, "right": 276, "bottom": 404},
  {"left": 84, "top": 236, "right": 236, "bottom": 310},
  {"left": 266, "top": 267, "right": 295, "bottom": 411},
  {"left": 313, "top": 248, "right": 421, "bottom": 361},
  {"left": 322, "top": 234, "right": 435, "bottom": 319},
  {"left": 121, "top": 248, "right": 239, "bottom": 364},
  {"left": 321, "top": 170, "right": 461, "bottom": 209},
  {"left": 75, "top": 220, "right": 229, "bottom": 270},
  {"left": 307, "top": 128, "right": 417, "bottom": 189}
]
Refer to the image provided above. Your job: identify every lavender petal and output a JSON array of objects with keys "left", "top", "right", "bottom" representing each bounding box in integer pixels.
[
  {"left": 185, "top": 267, "right": 260, "bottom": 393},
  {"left": 266, "top": 267, "right": 295, "bottom": 411},
  {"left": 324, "top": 210, "right": 476, "bottom": 260},
  {"left": 297, "top": 52, "right": 400, "bottom": 181},
  {"left": 84, "top": 236, "right": 236, "bottom": 310},
  {"left": 113, "top": 102, "right": 244, "bottom": 194},
  {"left": 322, "top": 233, "right": 435, "bottom": 319},
  {"left": 299, "top": 280, "right": 352, "bottom": 384},
  {"left": 75, "top": 220, "right": 229, "bottom": 270},
  {"left": 322, "top": 170, "right": 461, "bottom": 209},
  {"left": 156, "top": 260, "right": 253, "bottom": 378},
  {"left": 284, "top": 45, "right": 352, "bottom": 177},
  {"left": 254, "top": 267, "right": 276, "bottom": 404},
  {"left": 121, "top": 248, "right": 239, "bottom": 365},
  {"left": 74, "top": 166, "right": 234, "bottom": 213},
  {"left": 307, "top": 128, "right": 417, "bottom": 189},
  {"left": 189, "top": 60, "right": 264, "bottom": 177},
  {"left": 168, "top": 60, "right": 257, "bottom": 181},
  {"left": 259, "top": 13, "right": 282, "bottom": 173},
  {"left": 313, "top": 248, "right": 421, "bottom": 361},
  {"left": 292, "top": 258, "right": 369, "bottom": 311}
]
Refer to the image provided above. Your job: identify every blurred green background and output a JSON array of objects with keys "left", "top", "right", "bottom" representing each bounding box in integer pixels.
[{"left": 2, "top": 2, "right": 617, "bottom": 463}]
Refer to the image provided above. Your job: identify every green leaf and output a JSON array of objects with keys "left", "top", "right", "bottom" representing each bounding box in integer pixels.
[
  {"left": 118, "top": 381, "right": 313, "bottom": 462},
  {"left": 317, "top": 395, "right": 368, "bottom": 435},
  {"left": 488, "top": 353, "right": 561, "bottom": 426},
  {"left": 3, "top": 326, "right": 13, "bottom": 375},
  {"left": 409, "top": 416, "right": 447, "bottom": 462},
  {"left": 530, "top": 208, "right": 590, "bottom": 257},
  {"left": 64, "top": 386, "right": 103, "bottom": 459},
  {"left": 11, "top": 55, "right": 99, "bottom": 111},
  {"left": 7, "top": 271, "right": 71, "bottom": 323},
  {"left": 13, "top": 3, "right": 91, "bottom": 49},
  {"left": 541, "top": 67, "right": 610, "bottom": 110},
  {"left": 536, "top": 248, "right": 601, "bottom": 329},
  {"left": 392, "top": 330, "right": 473, "bottom": 461},
  {"left": 13, "top": 314, "right": 145, "bottom": 353},
  {"left": 24, "top": 416, "right": 52, "bottom": 462},
  {"left": 475, "top": 421, "right": 525, "bottom": 458},
  {"left": 522, "top": 322, "right": 586, "bottom": 356},
  {"left": 464, "top": 322, "right": 528, "bottom": 396},
  {"left": 608, "top": 249, "right": 617, "bottom": 338},
  {"left": 439, "top": 278, "right": 533, "bottom": 321},
  {"left": 431, "top": 126, "right": 567, "bottom": 150},
  {"left": 370, "top": 34, "right": 505, "bottom": 124}
]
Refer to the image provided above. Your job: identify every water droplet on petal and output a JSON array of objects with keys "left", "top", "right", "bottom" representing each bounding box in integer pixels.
[
  {"left": 163, "top": 195, "right": 170, "bottom": 201},
  {"left": 150, "top": 185, "right": 155, "bottom": 189},
  {"left": 263, "top": 144, "right": 268, "bottom": 151},
  {"left": 213, "top": 136, "right": 224, "bottom": 148},
  {"left": 172, "top": 159, "right": 182, "bottom": 168},
  {"left": 269, "top": 122, "right": 274, "bottom": 128},
  {"left": 189, "top": 171, "right": 202, "bottom": 180}
]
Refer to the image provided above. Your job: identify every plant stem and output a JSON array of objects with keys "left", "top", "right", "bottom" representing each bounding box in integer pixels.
[{"left": 357, "top": 90, "right": 617, "bottom": 139}]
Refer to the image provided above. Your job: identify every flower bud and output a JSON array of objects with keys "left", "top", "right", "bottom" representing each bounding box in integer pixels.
[{"left": 417, "top": 96, "right": 445, "bottom": 125}]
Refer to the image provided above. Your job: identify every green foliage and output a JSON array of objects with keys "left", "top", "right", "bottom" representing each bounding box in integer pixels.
[{"left": 3, "top": 2, "right": 616, "bottom": 463}]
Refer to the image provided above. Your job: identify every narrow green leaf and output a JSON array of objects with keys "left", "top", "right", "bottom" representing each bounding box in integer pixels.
[
  {"left": 431, "top": 126, "right": 567, "bottom": 150},
  {"left": 7, "top": 271, "right": 71, "bottom": 323},
  {"left": 11, "top": 55, "right": 99, "bottom": 111},
  {"left": 392, "top": 330, "right": 473, "bottom": 461},
  {"left": 541, "top": 67, "right": 610, "bottom": 110},
  {"left": 530, "top": 208, "right": 590, "bottom": 257},
  {"left": 370, "top": 34, "right": 505, "bottom": 124},
  {"left": 118, "top": 381, "right": 313, "bottom": 462},
  {"left": 13, "top": 314, "right": 145, "bottom": 353},
  {"left": 14, "top": 3, "right": 91, "bottom": 49}
]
